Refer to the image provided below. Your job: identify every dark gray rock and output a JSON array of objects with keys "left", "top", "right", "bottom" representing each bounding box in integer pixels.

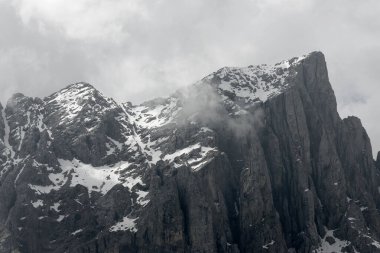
[
  {"left": 325, "top": 236, "right": 335, "bottom": 245},
  {"left": 0, "top": 103, "right": 4, "bottom": 142},
  {"left": 0, "top": 52, "right": 379, "bottom": 253}
]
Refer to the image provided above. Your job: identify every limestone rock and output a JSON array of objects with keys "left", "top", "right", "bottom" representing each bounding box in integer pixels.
[{"left": 0, "top": 52, "right": 379, "bottom": 253}]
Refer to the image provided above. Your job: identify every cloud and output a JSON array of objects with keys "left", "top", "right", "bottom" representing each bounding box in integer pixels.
[
  {"left": 11, "top": 0, "right": 148, "bottom": 42},
  {"left": 0, "top": 0, "right": 379, "bottom": 155},
  {"left": 176, "top": 83, "right": 265, "bottom": 139}
]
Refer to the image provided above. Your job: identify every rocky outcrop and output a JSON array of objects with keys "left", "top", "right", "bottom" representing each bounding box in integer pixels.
[
  {"left": 0, "top": 52, "right": 379, "bottom": 253},
  {"left": 0, "top": 103, "right": 4, "bottom": 142}
]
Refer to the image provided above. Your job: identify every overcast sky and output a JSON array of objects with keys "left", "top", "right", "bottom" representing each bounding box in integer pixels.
[{"left": 0, "top": 0, "right": 379, "bottom": 156}]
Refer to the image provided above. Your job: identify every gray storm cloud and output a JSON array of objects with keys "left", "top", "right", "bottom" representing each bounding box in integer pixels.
[{"left": 0, "top": 0, "right": 379, "bottom": 155}]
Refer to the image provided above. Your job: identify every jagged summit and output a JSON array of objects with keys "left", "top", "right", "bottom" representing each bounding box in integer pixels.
[
  {"left": 206, "top": 51, "right": 322, "bottom": 103},
  {"left": 1, "top": 51, "right": 380, "bottom": 253},
  {"left": 211, "top": 51, "right": 322, "bottom": 76},
  {"left": 45, "top": 81, "right": 112, "bottom": 105},
  {"left": 64, "top": 81, "right": 95, "bottom": 89},
  {"left": 3, "top": 52, "right": 324, "bottom": 113},
  {"left": 4, "top": 52, "right": 322, "bottom": 114},
  {"left": 124, "top": 51, "right": 326, "bottom": 127},
  {"left": 52, "top": 82, "right": 97, "bottom": 94},
  {"left": 8, "top": 92, "right": 26, "bottom": 100}
]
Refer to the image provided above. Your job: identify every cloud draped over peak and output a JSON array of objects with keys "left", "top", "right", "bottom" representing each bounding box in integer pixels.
[{"left": 0, "top": 0, "right": 379, "bottom": 155}]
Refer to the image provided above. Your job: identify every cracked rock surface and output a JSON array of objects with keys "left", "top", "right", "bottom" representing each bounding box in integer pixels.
[{"left": 0, "top": 52, "right": 380, "bottom": 253}]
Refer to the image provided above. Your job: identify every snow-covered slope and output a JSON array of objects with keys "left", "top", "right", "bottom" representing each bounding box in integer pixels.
[{"left": 1, "top": 52, "right": 380, "bottom": 253}]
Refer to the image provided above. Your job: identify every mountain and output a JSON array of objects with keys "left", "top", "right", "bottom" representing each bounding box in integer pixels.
[{"left": 0, "top": 52, "right": 380, "bottom": 253}]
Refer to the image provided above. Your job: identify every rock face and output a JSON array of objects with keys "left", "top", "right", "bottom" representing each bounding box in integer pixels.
[{"left": 0, "top": 52, "right": 380, "bottom": 253}]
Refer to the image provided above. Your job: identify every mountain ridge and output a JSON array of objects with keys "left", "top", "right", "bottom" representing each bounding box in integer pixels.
[{"left": 1, "top": 51, "right": 380, "bottom": 253}]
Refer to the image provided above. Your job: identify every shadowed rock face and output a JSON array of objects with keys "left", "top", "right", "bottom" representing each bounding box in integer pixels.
[
  {"left": 0, "top": 103, "right": 4, "bottom": 141},
  {"left": 0, "top": 52, "right": 379, "bottom": 253}
]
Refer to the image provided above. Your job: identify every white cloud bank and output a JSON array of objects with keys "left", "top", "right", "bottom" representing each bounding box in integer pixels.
[{"left": 0, "top": 0, "right": 379, "bottom": 155}]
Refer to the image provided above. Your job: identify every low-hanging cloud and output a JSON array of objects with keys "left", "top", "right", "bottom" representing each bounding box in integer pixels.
[{"left": 177, "top": 82, "right": 264, "bottom": 139}]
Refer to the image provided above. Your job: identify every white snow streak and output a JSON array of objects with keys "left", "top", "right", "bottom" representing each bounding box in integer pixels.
[{"left": 109, "top": 216, "right": 138, "bottom": 233}]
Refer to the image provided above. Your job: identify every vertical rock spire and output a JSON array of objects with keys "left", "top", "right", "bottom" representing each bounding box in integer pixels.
[
  {"left": 0, "top": 103, "right": 4, "bottom": 142},
  {"left": 0, "top": 52, "right": 379, "bottom": 253}
]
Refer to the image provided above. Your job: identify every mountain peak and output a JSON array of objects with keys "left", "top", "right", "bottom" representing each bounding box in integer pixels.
[
  {"left": 201, "top": 53, "right": 308, "bottom": 106},
  {"left": 305, "top": 50, "right": 325, "bottom": 59},
  {"left": 64, "top": 82, "right": 96, "bottom": 90},
  {"left": 2, "top": 51, "right": 380, "bottom": 253},
  {"left": 133, "top": 51, "right": 329, "bottom": 121},
  {"left": 6, "top": 93, "right": 28, "bottom": 108},
  {"left": 43, "top": 81, "right": 119, "bottom": 130},
  {"left": 55, "top": 82, "right": 98, "bottom": 97},
  {"left": 46, "top": 82, "right": 111, "bottom": 105}
]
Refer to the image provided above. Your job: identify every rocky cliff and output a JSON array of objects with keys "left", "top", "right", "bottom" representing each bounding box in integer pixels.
[{"left": 0, "top": 52, "right": 379, "bottom": 253}]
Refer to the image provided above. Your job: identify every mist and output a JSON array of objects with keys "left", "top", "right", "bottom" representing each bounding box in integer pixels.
[
  {"left": 175, "top": 80, "right": 264, "bottom": 140},
  {"left": 0, "top": 0, "right": 379, "bottom": 155}
]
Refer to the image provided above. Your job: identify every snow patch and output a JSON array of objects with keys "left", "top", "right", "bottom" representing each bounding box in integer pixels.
[
  {"left": 31, "top": 199, "right": 44, "bottom": 208},
  {"left": 130, "top": 97, "right": 180, "bottom": 129},
  {"left": 106, "top": 136, "right": 123, "bottom": 155},
  {"left": 2, "top": 109, "right": 15, "bottom": 158},
  {"left": 136, "top": 190, "right": 149, "bottom": 206},
  {"left": 314, "top": 229, "right": 352, "bottom": 253},
  {"left": 14, "top": 165, "right": 26, "bottom": 186},
  {"left": 57, "top": 215, "right": 68, "bottom": 222},
  {"left": 50, "top": 202, "right": 60, "bottom": 212},
  {"left": 110, "top": 216, "right": 138, "bottom": 233},
  {"left": 71, "top": 229, "right": 83, "bottom": 235},
  {"left": 28, "top": 159, "right": 147, "bottom": 204},
  {"left": 262, "top": 240, "right": 275, "bottom": 250},
  {"left": 165, "top": 143, "right": 216, "bottom": 171}
]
